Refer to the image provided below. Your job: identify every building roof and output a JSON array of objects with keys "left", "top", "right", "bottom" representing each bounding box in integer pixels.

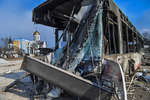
[{"left": 33, "top": 30, "right": 40, "bottom": 35}]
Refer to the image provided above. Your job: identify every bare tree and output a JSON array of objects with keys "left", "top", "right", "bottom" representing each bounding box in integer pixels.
[{"left": 0, "top": 37, "right": 11, "bottom": 48}]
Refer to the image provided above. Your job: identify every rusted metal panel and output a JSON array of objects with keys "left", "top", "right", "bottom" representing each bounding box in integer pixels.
[
  {"left": 104, "top": 53, "right": 142, "bottom": 74},
  {"left": 21, "top": 56, "right": 112, "bottom": 100},
  {"left": 32, "top": 0, "right": 81, "bottom": 28}
]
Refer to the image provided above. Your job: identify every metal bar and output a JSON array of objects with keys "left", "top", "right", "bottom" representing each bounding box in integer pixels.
[
  {"left": 126, "top": 26, "right": 129, "bottom": 53},
  {"left": 112, "top": 24, "right": 117, "bottom": 54},
  {"left": 107, "top": 16, "right": 112, "bottom": 54},
  {"left": 21, "top": 56, "right": 113, "bottom": 100},
  {"left": 67, "top": 31, "right": 71, "bottom": 68},
  {"left": 55, "top": 29, "right": 59, "bottom": 50}
]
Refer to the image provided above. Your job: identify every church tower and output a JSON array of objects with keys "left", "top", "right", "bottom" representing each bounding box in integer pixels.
[{"left": 33, "top": 30, "right": 40, "bottom": 41}]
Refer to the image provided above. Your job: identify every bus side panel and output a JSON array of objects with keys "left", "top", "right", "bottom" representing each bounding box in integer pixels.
[{"left": 104, "top": 53, "right": 142, "bottom": 73}]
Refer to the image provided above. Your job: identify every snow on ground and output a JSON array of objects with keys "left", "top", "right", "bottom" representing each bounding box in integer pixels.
[
  {"left": 0, "top": 59, "right": 32, "bottom": 100},
  {"left": 0, "top": 59, "right": 23, "bottom": 75},
  {"left": 0, "top": 58, "right": 9, "bottom": 64}
]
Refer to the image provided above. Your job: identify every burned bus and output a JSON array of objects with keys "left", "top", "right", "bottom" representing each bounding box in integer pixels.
[{"left": 22, "top": 0, "right": 144, "bottom": 100}]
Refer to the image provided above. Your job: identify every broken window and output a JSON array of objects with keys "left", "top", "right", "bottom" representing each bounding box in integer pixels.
[
  {"left": 136, "top": 35, "right": 143, "bottom": 52},
  {"left": 122, "top": 22, "right": 128, "bottom": 53},
  {"left": 109, "top": 23, "right": 116, "bottom": 54},
  {"left": 114, "top": 24, "right": 120, "bottom": 53},
  {"left": 103, "top": 11, "right": 119, "bottom": 55},
  {"left": 133, "top": 33, "right": 138, "bottom": 52},
  {"left": 54, "top": 29, "right": 68, "bottom": 50},
  {"left": 138, "top": 37, "right": 144, "bottom": 51},
  {"left": 128, "top": 29, "right": 134, "bottom": 52}
]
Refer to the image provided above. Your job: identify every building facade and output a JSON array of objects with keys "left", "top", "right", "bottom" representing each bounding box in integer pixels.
[{"left": 12, "top": 30, "right": 47, "bottom": 56}]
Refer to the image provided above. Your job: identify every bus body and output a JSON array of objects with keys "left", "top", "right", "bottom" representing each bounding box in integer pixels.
[
  {"left": 25, "top": 0, "right": 144, "bottom": 99},
  {"left": 33, "top": 0, "right": 144, "bottom": 74},
  {"left": 102, "top": 0, "right": 143, "bottom": 74}
]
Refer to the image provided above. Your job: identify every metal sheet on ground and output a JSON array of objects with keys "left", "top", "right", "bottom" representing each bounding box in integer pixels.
[{"left": 21, "top": 56, "right": 112, "bottom": 100}]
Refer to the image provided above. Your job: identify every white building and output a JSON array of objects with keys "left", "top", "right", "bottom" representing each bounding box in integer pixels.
[
  {"left": 33, "top": 30, "right": 40, "bottom": 41},
  {"left": 28, "top": 30, "right": 47, "bottom": 56}
]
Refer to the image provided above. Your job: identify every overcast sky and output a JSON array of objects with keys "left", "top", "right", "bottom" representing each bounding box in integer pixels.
[{"left": 0, "top": 0, "right": 150, "bottom": 47}]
